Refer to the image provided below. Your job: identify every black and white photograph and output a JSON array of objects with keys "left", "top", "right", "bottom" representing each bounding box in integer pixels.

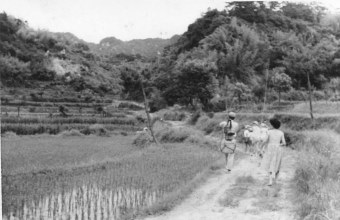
[{"left": 1, "top": 0, "right": 340, "bottom": 219}]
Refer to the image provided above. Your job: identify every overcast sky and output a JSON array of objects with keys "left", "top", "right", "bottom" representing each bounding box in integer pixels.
[{"left": 1, "top": 0, "right": 339, "bottom": 43}]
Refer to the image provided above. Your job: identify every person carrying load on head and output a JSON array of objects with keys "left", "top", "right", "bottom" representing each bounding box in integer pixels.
[{"left": 219, "top": 112, "right": 239, "bottom": 173}]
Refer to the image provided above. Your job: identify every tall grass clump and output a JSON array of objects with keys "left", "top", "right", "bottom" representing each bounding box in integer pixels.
[
  {"left": 133, "top": 131, "right": 153, "bottom": 148},
  {"left": 293, "top": 130, "right": 340, "bottom": 220},
  {"left": 187, "top": 110, "right": 201, "bottom": 125},
  {"left": 195, "top": 115, "right": 222, "bottom": 135},
  {"left": 155, "top": 126, "right": 196, "bottom": 143},
  {"left": 156, "top": 108, "right": 187, "bottom": 121},
  {"left": 274, "top": 114, "right": 340, "bottom": 134},
  {"left": 58, "top": 129, "right": 84, "bottom": 137},
  {"left": 82, "top": 124, "right": 110, "bottom": 136},
  {"left": 153, "top": 123, "right": 217, "bottom": 150}
]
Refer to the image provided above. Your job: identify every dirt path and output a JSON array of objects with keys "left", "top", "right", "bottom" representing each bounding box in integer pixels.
[{"left": 142, "top": 149, "right": 297, "bottom": 220}]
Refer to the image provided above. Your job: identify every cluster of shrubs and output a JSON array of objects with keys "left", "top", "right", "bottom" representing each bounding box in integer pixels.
[
  {"left": 133, "top": 131, "right": 153, "bottom": 148},
  {"left": 154, "top": 124, "right": 217, "bottom": 150},
  {"left": 118, "top": 102, "right": 144, "bottom": 110},
  {"left": 157, "top": 108, "right": 187, "bottom": 121}
]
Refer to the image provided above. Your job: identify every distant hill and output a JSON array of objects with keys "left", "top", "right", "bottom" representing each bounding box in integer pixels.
[{"left": 89, "top": 35, "right": 180, "bottom": 58}]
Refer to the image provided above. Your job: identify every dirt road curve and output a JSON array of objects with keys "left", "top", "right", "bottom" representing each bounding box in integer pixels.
[{"left": 142, "top": 150, "right": 297, "bottom": 220}]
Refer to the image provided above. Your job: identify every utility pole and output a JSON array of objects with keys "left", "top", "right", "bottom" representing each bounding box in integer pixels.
[
  {"left": 306, "top": 70, "right": 314, "bottom": 120},
  {"left": 140, "top": 76, "right": 159, "bottom": 145}
]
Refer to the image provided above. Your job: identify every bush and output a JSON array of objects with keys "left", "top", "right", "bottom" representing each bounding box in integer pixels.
[
  {"left": 149, "top": 93, "right": 167, "bottom": 113},
  {"left": 87, "top": 124, "right": 110, "bottom": 136},
  {"left": 207, "top": 112, "right": 214, "bottom": 118},
  {"left": 208, "top": 98, "right": 226, "bottom": 112},
  {"left": 187, "top": 111, "right": 201, "bottom": 125},
  {"left": 282, "top": 89, "right": 307, "bottom": 101},
  {"left": 313, "top": 90, "right": 325, "bottom": 101},
  {"left": 133, "top": 132, "right": 152, "bottom": 148},
  {"left": 158, "top": 109, "right": 187, "bottom": 121},
  {"left": 118, "top": 102, "right": 144, "bottom": 110},
  {"left": 58, "top": 129, "right": 84, "bottom": 137},
  {"left": 28, "top": 107, "right": 36, "bottom": 113},
  {"left": 155, "top": 126, "right": 198, "bottom": 143},
  {"left": 1, "top": 131, "right": 17, "bottom": 138},
  {"left": 0, "top": 55, "right": 31, "bottom": 86},
  {"left": 195, "top": 116, "right": 221, "bottom": 134}
]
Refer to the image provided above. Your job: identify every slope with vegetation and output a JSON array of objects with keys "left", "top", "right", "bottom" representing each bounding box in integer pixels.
[
  {"left": 2, "top": 2, "right": 340, "bottom": 112},
  {"left": 149, "top": 2, "right": 340, "bottom": 111},
  {"left": 0, "top": 13, "right": 123, "bottom": 97}
]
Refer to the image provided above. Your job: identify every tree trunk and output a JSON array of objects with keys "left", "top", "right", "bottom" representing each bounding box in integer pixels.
[
  {"left": 306, "top": 71, "right": 314, "bottom": 120},
  {"left": 278, "top": 91, "right": 281, "bottom": 105},
  {"left": 141, "top": 82, "right": 158, "bottom": 145}
]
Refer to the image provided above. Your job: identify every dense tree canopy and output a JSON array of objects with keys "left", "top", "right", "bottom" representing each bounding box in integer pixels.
[{"left": 1, "top": 1, "right": 339, "bottom": 108}]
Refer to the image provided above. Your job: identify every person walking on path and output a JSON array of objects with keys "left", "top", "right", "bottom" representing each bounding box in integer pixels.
[
  {"left": 261, "top": 118, "right": 286, "bottom": 186},
  {"left": 219, "top": 112, "right": 239, "bottom": 173}
]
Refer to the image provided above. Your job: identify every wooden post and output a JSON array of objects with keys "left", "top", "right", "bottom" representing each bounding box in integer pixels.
[
  {"left": 306, "top": 71, "right": 314, "bottom": 120},
  {"left": 141, "top": 81, "right": 158, "bottom": 145},
  {"left": 17, "top": 106, "right": 20, "bottom": 117}
]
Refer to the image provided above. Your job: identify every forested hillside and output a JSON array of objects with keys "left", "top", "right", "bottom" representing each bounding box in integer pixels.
[
  {"left": 0, "top": 13, "right": 123, "bottom": 96},
  {"left": 152, "top": 2, "right": 340, "bottom": 110},
  {"left": 1, "top": 2, "right": 340, "bottom": 110}
]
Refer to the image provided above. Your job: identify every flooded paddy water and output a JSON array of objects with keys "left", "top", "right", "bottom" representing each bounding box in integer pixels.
[
  {"left": 3, "top": 183, "right": 162, "bottom": 220},
  {"left": 2, "top": 135, "right": 220, "bottom": 220}
]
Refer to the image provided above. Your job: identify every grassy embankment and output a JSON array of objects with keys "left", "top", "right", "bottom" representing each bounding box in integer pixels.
[
  {"left": 292, "top": 130, "right": 340, "bottom": 219},
  {"left": 291, "top": 101, "right": 340, "bottom": 115}
]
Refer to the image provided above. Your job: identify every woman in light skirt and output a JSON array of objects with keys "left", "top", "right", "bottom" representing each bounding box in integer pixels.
[{"left": 261, "top": 118, "right": 286, "bottom": 186}]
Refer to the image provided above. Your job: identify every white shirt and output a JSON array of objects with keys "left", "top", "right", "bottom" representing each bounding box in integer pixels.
[{"left": 220, "top": 120, "right": 239, "bottom": 134}]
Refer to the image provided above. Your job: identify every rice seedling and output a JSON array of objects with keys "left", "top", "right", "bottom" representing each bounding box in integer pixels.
[
  {"left": 1, "top": 122, "right": 142, "bottom": 135},
  {"left": 1, "top": 134, "right": 220, "bottom": 220},
  {"left": 1, "top": 115, "right": 136, "bottom": 125}
]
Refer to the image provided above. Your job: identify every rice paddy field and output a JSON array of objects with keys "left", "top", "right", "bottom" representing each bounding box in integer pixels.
[
  {"left": 2, "top": 98, "right": 339, "bottom": 220},
  {"left": 1, "top": 134, "right": 221, "bottom": 220},
  {"left": 291, "top": 101, "right": 340, "bottom": 115}
]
